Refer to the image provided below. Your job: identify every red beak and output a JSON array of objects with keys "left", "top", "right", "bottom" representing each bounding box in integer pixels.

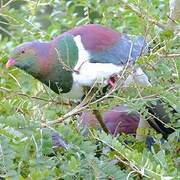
[{"left": 6, "top": 58, "right": 16, "bottom": 68}]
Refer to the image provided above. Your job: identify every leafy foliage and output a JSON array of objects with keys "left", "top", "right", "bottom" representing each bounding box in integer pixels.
[{"left": 0, "top": 0, "right": 179, "bottom": 179}]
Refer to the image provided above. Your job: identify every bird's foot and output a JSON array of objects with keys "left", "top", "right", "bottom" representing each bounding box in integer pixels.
[{"left": 107, "top": 74, "right": 118, "bottom": 88}]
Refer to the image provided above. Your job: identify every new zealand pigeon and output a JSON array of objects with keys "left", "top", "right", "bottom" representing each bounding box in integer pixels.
[
  {"left": 80, "top": 105, "right": 139, "bottom": 136},
  {"left": 80, "top": 102, "right": 175, "bottom": 139},
  {"left": 7, "top": 24, "right": 176, "bottom": 138},
  {"left": 6, "top": 24, "right": 150, "bottom": 99}
]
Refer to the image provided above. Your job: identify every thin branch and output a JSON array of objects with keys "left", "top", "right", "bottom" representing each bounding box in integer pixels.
[
  {"left": 0, "top": 26, "right": 16, "bottom": 40},
  {"left": 115, "top": 156, "right": 148, "bottom": 179},
  {"left": 120, "top": 0, "right": 167, "bottom": 30},
  {"left": 23, "top": 0, "right": 54, "bottom": 6},
  {"left": 1, "top": 0, "right": 14, "bottom": 8},
  {"left": 0, "top": 86, "right": 71, "bottom": 106},
  {"left": 93, "top": 110, "right": 109, "bottom": 134},
  {"left": 47, "top": 81, "right": 178, "bottom": 126},
  {"left": 47, "top": 65, "right": 136, "bottom": 126},
  {"left": 157, "top": 53, "right": 180, "bottom": 58},
  {"left": 167, "top": 15, "right": 178, "bottom": 25},
  {"left": 168, "top": 0, "right": 180, "bottom": 27}
]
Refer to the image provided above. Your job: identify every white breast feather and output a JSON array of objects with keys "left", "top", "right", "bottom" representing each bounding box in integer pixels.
[{"left": 73, "top": 35, "right": 124, "bottom": 86}]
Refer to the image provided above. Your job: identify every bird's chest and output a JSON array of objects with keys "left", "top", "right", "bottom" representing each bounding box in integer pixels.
[
  {"left": 63, "top": 63, "right": 123, "bottom": 99},
  {"left": 73, "top": 62, "right": 123, "bottom": 86}
]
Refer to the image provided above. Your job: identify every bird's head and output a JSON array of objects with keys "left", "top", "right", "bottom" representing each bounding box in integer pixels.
[
  {"left": 6, "top": 41, "right": 52, "bottom": 78},
  {"left": 6, "top": 40, "right": 74, "bottom": 94}
]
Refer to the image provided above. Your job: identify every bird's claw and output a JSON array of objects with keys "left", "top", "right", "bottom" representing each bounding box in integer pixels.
[{"left": 108, "top": 74, "right": 118, "bottom": 88}]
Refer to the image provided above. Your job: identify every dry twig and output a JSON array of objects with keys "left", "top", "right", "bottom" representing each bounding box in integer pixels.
[{"left": 120, "top": 0, "right": 167, "bottom": 30}]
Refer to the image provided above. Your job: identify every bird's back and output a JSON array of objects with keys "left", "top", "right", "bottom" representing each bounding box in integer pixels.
[{"left": 60, "top": 24, "right": 149, "bottom": 65}]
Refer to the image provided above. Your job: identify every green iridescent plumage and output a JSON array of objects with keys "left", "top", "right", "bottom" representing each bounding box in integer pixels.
[{"left": 8, "top": 35, "right": 79, "bottom": 94}]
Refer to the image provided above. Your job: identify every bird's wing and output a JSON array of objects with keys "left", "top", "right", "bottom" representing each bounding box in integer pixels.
[
  {"left": 89, "top": 34, "right": 149, "bottom": 65},
  {"left": 63, "top": 24, "right": 149, "bottom": 65},
  {"left": 146, "top": 100, "right": 175, "bottom": 139}
]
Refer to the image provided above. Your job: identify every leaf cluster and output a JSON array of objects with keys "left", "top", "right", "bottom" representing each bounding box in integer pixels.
[{"left": 0, "top": 0, "right": 179, "bottom": 179}]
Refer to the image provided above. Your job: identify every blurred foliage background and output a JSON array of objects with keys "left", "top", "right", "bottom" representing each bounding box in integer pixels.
[{"left": 0, "top": 0, "right": 179, "bottom": 179}]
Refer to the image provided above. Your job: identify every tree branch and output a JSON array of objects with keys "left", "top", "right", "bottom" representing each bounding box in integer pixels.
[
  {"left": 120, "top": 0, "right": 167, "bottom": 30},
  {"left": 93, "top": 110, "right": 109, "bottom": 134},
  {"left": 168, "top": 0, "right": 180, "bottom": 27},
  {"left": 158, "top": 53, "right": 180, "bottom": 58},
  {"left": 0, "top": 86, "right": 71, "bottom": 106}
]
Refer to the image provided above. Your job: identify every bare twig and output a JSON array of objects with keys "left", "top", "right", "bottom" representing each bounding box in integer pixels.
[
  {"left": 0, "top": 26, "right": 16, "bottom": 40},
  {"left": 120, "top": 0, "right": 167, "bottom": 30},
  {"left": 47, "top": 64, "right": 137, "bottom": 126},
  {"left": 23, "top": 0, "right": 54, "bottom": 6},
  {"left": 115, "top": 155, "right": 149, "bottom": 179},
  {"left": 157, "top": 53, "right": 180, "bottom": 58},
  {"left": 0, "top": 86, "right": 71, "bottom": 106},
  {"left": 168, "top": 0, "right": 180, "bottom": 27},
  {"left": 46, "top": 80, "right": 178, "bottom": 128},
  {"left": 1, "top": 0, "right": 14, "bottom": 8},
  {"left": 93, "top": 110, "right": 109, "bottom": 134}
]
